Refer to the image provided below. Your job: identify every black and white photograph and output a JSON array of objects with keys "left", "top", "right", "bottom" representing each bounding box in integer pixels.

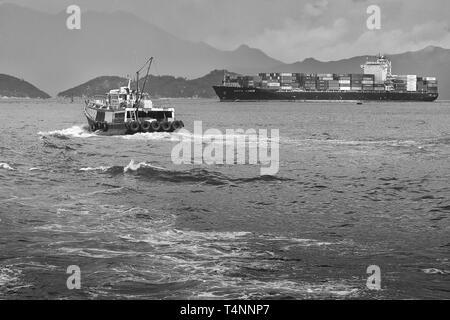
[{"left": 0, "top": 0, "right": 449, "bottom": 306}]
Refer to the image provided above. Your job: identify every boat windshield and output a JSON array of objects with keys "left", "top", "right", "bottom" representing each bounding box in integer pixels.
[{"left": 108, "top": 94, "right": 119, "bottom": 106}]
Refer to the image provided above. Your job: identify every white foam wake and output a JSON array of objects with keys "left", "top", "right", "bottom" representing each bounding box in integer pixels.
[
  {"left": 79, "top": 160, "right": 167, "bottom": 174},
  {"left": 0, "top": 266, "right": 21, "bottom": 287},
  {"left": 80, "top": 166, "right": 112, "bottom": 172},
  {"left": 120, "top": 132, "right": 172, "bottom": 141},
  {"left": 171, "top": 131, "right": 275, "bottom": 150},
  {"left": 422, "top": 268, "right": 450, "bottom": 275},
  {"left": 0, "top": 163, "right": 15, "bottom": 171},
  {"left": 123, "top": 160, "right": 167, "bottom": 173},
  {"left": 38, "top": 125, "right": 96, "bottom": 138}
]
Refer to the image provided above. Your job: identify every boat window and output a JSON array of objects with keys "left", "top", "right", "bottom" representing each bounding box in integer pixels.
[
  {"left": 139, "top": 111, "right": 173, "bottom": 119},
  {"left": 126, "top": 111, "right": 136, "bottom": 120},
  {"left": 114, "top": 112, "right": 125, "bottom": 123},
  {"left": 95, "top": 111, "right": 105, "bottom": 122},
  {"left": 110, "top": 94, "right": 119, "bottom": 106},
  {"left": 137, "top": 111, "right": 149, "bottom": 118}
]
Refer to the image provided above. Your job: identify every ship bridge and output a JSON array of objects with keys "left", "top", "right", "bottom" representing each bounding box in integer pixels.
[{"left": 361, "top": 56, "right": 392, "bottom": 83}]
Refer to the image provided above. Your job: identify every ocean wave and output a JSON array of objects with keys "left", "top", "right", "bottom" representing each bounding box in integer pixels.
[
  {"left": 125, "top": 162, "right": 230, "bottom": 186},
  {"left": 258, "top": 235, "right": 337, "bottom": 250},
  {"left": 38, "top": 125, "right": 96, "bottom": 139},
  {"left": 0, "top": 266, "right": 22, "bottom": 287},
  {"left": 123, "top": 159, "right": 168, "bottom": 173},
  {"left": 235, "top": 175, "right": 292, "bottom": 183},
  {"left": 0, "top": 163, "right": 16, "bottom": 171},
  {"left": 41, "top": 198, "right": 361, "bottom": 299},
  {"left": 57, "top": 247, "right": 142, "bottom": 259},
  {"left": 80, "top": 166, "right": 112, "bottom": 172},
  {"left": 192, "top": 278, "right": 360, "bottom": 300},
  {"left": 42, "top": 139, "right": 77, "bottom": 151},
  {"left": 80, "top": 160, "right": 288, "bottom": 185},
  {"left": 79, "top": 161, "right": 167, "bottom": 175},
  {"left": 421, "top": 268, "right": 450, "bottom": 275}
]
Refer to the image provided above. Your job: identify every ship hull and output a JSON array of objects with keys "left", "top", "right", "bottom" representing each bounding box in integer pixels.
[
  {"left": 85, "top": 116, "right": 128, "bottom": 136},
  {"left": 213, "top": 86, "right": 439, "bottom": 102}
]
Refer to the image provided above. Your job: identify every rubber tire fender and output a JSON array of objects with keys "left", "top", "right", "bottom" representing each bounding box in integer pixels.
[
  {"left": 90, "top": 123, "right": 98, "bottom": 132},
  {"left": 129, "top": 121, "right": 140, "bottom": 133},
  {"left": 141, "top": 121, "right": 151, "bottom": 132},
  {"left": 161, "top": 121, "right": 171, "bottom": 132},
  {"left": 171, "top": 120, "right": 183, "bottom": 131},
  {"left": 150, "top": 121, "right": 161, "bottom": 132}
]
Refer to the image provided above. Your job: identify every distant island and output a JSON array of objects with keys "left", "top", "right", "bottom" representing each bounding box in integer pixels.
[
  {"left": 58, "top": 70, "right": 237, "bottom": 99},
  {"left": 0, "top": 74, "right": 51, "bottom": 99}
]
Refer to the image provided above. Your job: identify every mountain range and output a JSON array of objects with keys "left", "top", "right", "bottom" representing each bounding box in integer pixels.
[
  {"left": 0, "top": 3, "right": 449, "bottom": 99},
  {"left": 0, "top": 74, "right": 50, "bottom": 98},
  {"left": 0, "top": 3, "right": 281, "bottom": 97},
  {"left": 57, "top": 70, "right": 232, "bottom": 98}
]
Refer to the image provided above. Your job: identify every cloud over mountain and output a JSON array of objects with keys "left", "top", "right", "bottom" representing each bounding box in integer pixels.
[
  {"left": 0, "top": 3, "right": 281, "bottom": 95},
  {"left": 6, "top": 0, "right": 450, "bottom": 63}
]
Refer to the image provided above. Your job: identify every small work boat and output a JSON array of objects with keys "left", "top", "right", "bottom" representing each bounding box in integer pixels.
[{"left": 84, "top": 57, "right": 184, "bottom": 136}]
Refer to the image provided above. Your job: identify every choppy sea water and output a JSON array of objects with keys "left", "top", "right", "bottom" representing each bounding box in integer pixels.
[{"left": 0, "top": 98, "right": 449, "bottom": 300}]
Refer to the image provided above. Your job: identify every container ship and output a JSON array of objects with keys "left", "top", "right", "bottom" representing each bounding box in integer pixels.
[{"left": 213, "top": 56, "right": 438, "bottom": 102}]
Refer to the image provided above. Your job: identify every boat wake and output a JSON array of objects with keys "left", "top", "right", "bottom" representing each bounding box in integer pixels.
[
  {"left": 37, "top": 126, "right": 281, "bottom": 149},
  {"left": 38, "top": 125, "right": 96, "bottom": 139},
  {"left": 120, "top": 132, "right": 173, "bottom": 141},
  {"left": 281, "top": 136, "right": 450, "bottom": 158},
  {"left": 39, "top": 126, "right": 179, "bottom": 141}
]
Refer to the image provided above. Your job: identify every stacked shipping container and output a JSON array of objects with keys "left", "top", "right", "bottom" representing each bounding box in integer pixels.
[
  {"left": 229, "top": 72, "right": 437, "bottom": 93},
  {"left": 339, "top": 74, "right": 351, "bottom": 91},
  {"left": 424, "top": 77, "right": 438, "bottom": 93},
  {"left": 362, "top": 74, "right": 375, "bottom": 91}
]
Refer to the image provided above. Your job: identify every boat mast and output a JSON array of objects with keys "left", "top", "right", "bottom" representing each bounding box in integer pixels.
[
  {"left": 139, "top": 57, "right": 154, "bottom": 99},
  {"left": 135, "top": 57, "right": 154, "bottom": 104},
  {"left": 136, "top": 72, "right": 139, "bottom": 99}
]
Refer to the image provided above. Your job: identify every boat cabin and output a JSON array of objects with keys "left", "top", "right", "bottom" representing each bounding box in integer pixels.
[{"left": 91, "top": 103, "right": 174, "bottom": 125}]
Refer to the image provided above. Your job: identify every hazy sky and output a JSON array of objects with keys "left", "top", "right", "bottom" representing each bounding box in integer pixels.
[{"left": 4, "top": 0, "right": 450, "bottom": 63}]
